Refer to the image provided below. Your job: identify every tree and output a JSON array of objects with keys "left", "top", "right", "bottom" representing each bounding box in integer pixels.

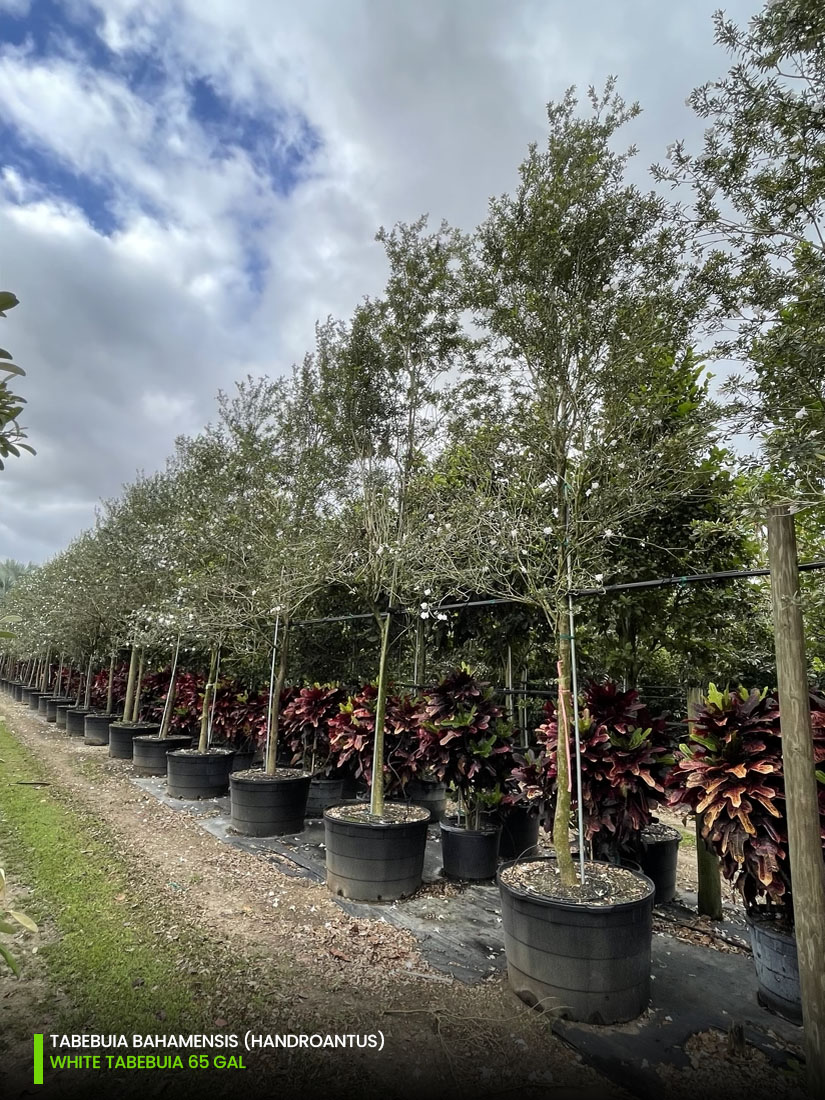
[
  {"left": 654, "top": 0, "right": 825, "bottom": 502},
  {"left": 320, "top": 216, "right": 471, "bottom": 815},
  {"left": 409, "top": 82, "right": 719, "bottom": 884},
  {"left": 0, "top": 291, "right": 35, "bottom": 470}
]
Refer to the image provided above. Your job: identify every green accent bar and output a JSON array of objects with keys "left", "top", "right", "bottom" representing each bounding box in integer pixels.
[{"left": 33, "top": 1034, "right": 43, "bottom": 1085}]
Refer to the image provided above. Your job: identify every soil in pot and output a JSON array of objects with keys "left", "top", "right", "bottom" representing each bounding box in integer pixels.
[
  {"left": 747, "top": 911, "right": 801, "bottom": 1024},
  {"left": 132, "top": 735, "right": 193, "bottom": 776},
  {"left": 440, "top": 818, "right": 501, "bottom": 881},
  {"left": 109, "top": 722, "right": 160, "bottom": 760},
  {"left": 324, "top": 803, "right": 430, "bottom": 902},
  {"left": 84, "top": 712, "right": 116, "bottom": 746},
  {"left": 499, "top": 806, "right": 541, "bottom": 860},
  {"left": 229, "top": 769, "right": 311, "bottom": 836},
  {"left": 166, "top": 748, "right": 235, "bottom": 800},
  {"left": 498, "top": 857, "right": 655, "bottom": 1025},
  {"left": 638, "top": 822, "right": 681, "bottom": 905}
]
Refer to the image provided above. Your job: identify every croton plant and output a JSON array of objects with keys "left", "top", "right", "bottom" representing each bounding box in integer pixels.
[
  {"left": 669, "top": 684, "right": 825, "bottom": 917},
  {"left": 327, "top": 684, "right": 423, "bottom": 794},
  {"left": 533, "top": 680, "right": 675, "bottom": 860},
  {"left": 281, "top": 683, "right": 349, "bottom": 775}
]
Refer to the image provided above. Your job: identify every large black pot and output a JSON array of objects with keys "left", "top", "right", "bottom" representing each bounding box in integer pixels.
[
  {"left": 66, "top": 708, "right": 91, "bottom": 736},
  {"left": 166, "top": 749, "right": 235, "bottom": 800},
  {"left": 229, "top": 749, "right": 258, "bottom": 773},
  {"left": 84, "top": 712, "right": 115, "bottom": 746},
  {"left": 405, "top": 779, "right": 448, "bottom": 823},
  {"left": 109, "top": 722, "right": 160, "bottom": 760},
  {"left": 46, "top": 696, "right": 72, "bottom": 722},
  {"left": 498, "top": 856, "right": 656, "bottom": 1025},
  {"left": 440, "top": 819, "right": 501, "bottom": 881},
  {"left": 748, "top": 913, "right": 801, "bottom": 1024},
  {"left": 55, "top": 703, "right": 74, "bottom": 730},
  {"left": 132, "top": 735, "right": 193, "bottom": 776},
  {"left": 499, "top": 806, "right": 541, "bottom": 860},
  {"left": 20, "top": 686, "right": 32, "bottom": 704},
  {"left": 13, "top": 683, "right": 24, "bottom": 702},
  {"left": 37, "top": 694, "right": 50, "bottom": 716},
  {"left": 28, "top": 690, "right": 45, "bottom": 711},
  {"left": 324, "top": 804, "right": 430, "bottom": 902},
  {"left": 638, "top": 824, "right": 681, "bottom": 905},
  {"left": 305, "top": 777, "right": 346, "bottom": 818},
  {"left": 230, "top": 771, "right": 311, "bottom": 836}
]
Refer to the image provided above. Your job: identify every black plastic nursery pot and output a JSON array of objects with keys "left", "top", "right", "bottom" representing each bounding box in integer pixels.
[
  {"left": 109, "top": 722, "right": 160, "bottom": 760},
  {"left": 20, "top": 686, "right": 32, "bottom": 704},
  {"left": 166, "top": 748, "right": 235, "bottom": 800},
  {"left": 638, "top": 823, "right": 681, "bottom": 905},
  {"left": 499, "top": 806, "right": 541, "bottom": 860},
  {"left": 45, "top": 696, "right": 72, "bottom": 722},
  {"left": 13, "top": 683, "right": 24, "bottom": 702},
  {"left": 229, "top": 749, "right": 258, "bottom": 773},
  {"left": 498, "top": 856, "right": 656, "bottom": 1025},
  {"left": 230, "top": 770, "right": 311, "bottom": 836},
  {"left": 28, "top": 690, "right": 45, "bottom": 711},
  {"left": 84, "top": 712, "right": 116, "bottom": 746},
  {"left": 405, "top": 779, "right": 448, "bottom": 823},
  {"left": 55, "top": 703, "right": 73, "bottom": 729},
  {"left": 37, "top": 694, "right": 50, "bottom": 716},
  {"left": 747, "top": 912, "right": 801, "bottom": 1024},
  {"left": 305, "top": 776, "right": 346, "bottom": 818},
  {"left": 324, "top": 803, "right": 430, "bottom": 902},
  {"left": 440, "top": 818, "right": 502, "bottom": 881},
  {"left": 65, "top": 708, "right": 90, "bottom": 736},
  {"left": 132, "top": 735, "right": 193, "bottom": 776}
]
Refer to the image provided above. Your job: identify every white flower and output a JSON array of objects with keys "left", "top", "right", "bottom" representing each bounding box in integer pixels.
[
  {"left": 543, "top": 526, "right": 553, "bottom": 535},
  {"left": 428, "top": 513, "right": 435, "bottom": 520},
  {"left": 591, "top": 481, "right": 599, "bottom": 489},
  {"left": 594, "top": 573, "right": 604, "bottom": 583},
  {"left": 603, "top": 529, "right": 614, "bottom": 538},
  {"left": 420, "top": 602, "right": 429, "bottom": 610},
  {"left": 420, "top": 611, "right": 430, "bottom": 620},
  {"left": 424, "top": 588, "right": 431, "bottom": 596},
  {"left": 795, "top": 408, "right": 807, "bottom": 419},
  {"left": 436, "top": 612, "right": 448, "bottom": 622}
]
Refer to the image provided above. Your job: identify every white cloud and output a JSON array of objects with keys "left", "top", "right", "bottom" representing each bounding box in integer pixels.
[{"left": 0, "top": 0, "right": 757, "bottom": 563}]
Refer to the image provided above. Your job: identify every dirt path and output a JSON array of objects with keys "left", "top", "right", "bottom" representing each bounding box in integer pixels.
[{"left": 0, "top": 702, "right": 622, "bottom": 1100}]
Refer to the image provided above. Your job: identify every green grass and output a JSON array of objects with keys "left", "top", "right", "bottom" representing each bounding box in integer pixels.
[{"left": 0, "top": 720, "right": 261, "bottom": 1035}]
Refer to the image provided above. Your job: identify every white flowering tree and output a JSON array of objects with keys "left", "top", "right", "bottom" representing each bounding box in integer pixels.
[
  {"left": 408, "top": 83, "right": 720, "bottom": 883},
  {"left": 320, "top": 217, "right": 471, "bottom": 815}
]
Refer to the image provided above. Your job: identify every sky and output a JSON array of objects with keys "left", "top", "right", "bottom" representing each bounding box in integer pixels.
[{"left": 0, "top": 0, "right": 757, "bottom": 565}]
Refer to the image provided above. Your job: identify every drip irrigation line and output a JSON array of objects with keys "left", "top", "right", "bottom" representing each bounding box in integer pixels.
[{"left": 288, "top": 560, "right": 825, "bottom": 629}]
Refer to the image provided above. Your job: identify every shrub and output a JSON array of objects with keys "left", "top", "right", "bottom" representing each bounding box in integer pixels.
[
  {"left": 670, "top": 684, "right": 825, "bottom": 914},
  {"left": 534, "top": 680, "right": 674, "bottom": 859},
  {"left": 281, "top": 683, "right": 349, "bottom": 774}
]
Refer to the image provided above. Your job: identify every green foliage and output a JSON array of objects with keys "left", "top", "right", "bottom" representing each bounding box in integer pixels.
[
  {"left": 0, "top": 866, "right": 37, "bottom": 976},
  {"left": 0, "top": 291, "right": 35, "bottom": 470}
]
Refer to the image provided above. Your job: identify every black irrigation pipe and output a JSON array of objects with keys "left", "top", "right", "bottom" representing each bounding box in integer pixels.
[{"left": 291, "top": 561, "right": 825, "bottom": 628}]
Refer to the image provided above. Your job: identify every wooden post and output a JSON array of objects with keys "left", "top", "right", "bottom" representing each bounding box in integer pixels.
[
  {"left": 767, "top": 506, "right": 825, "bottom": 1099},
  {"left": 688, "top": 685, "right": 723, "bottom": 920}
]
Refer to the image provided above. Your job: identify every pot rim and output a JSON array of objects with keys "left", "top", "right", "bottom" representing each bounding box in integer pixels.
[
  {"left": 440, "top": 817, "right": 501, "bottom": 837},
  {"left": 497, "top": 855, "right": 655, "bottom": 914}
]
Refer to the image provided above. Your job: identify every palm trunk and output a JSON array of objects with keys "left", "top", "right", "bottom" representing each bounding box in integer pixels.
[{"left": 264, "top": 624, "right": 290, "bottom": 776}]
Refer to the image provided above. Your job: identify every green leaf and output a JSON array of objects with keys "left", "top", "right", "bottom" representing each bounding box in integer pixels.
[
  {"left": 0, "top": 920, "right": 18, "bottom": 934},
  {"left": 0, "top": 291, "right": 19, "bottom": 314},
  {"left": 8, "top": 910, "right": 37, "bottom": 933},
  {"left": 0, "top": 943, "right": 20, "bottom": 976},
  {"left": 0, "top": 362, "right": 25, "bottom": 378}
]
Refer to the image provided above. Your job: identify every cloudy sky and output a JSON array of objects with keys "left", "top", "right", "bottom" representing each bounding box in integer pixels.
[{"left": 0, "top": 0, "right": 755, "bottom": 564}]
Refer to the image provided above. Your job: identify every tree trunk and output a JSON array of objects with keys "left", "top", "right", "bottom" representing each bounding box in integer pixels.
[
  {"left": 689, "top": 685, "right": 723, "bottom": 920},
  {"left": 198, "top": 648, "right": 219, "bottom": 754},
  {"left": 554, "top": 606, "right": 575, "bottom": 886},
  {"left": 82, "top": 653, "right": 94, "bottom": 710},
  {"left": 160, "top": 640, "right": 181, "bottom": 740},
  {"left": 369, "top": 613, "right": 394, "bottom": 817},
  {"left": 132, "top": 649, "right": 145, "bottom": 722},
  {"left": 122, "top": 645, "right": 138, "bottom": 723},
  {"left": 264, "top": 624, "right": 290, "bottom": 776},
  {"left": 767, "top": 507, "right": 825, "bottom": 1099},
  {"left": 106, "top": 651, "right": 116, "bottom": 715}
]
